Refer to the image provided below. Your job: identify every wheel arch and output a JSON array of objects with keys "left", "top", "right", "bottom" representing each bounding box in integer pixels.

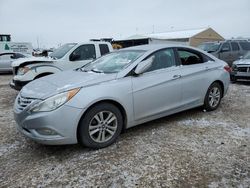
[
  {"left": 34, "top": 72, "right": 54, "bottom": 79},
  {"left": 76, "top": 99, "right": 128, "bottom": 142},
  {"left": 213, "top": 80, "right": 225, "bottom": 97},
  {"left": 31, "top": 64, "right": 62, "bottom": 79}
]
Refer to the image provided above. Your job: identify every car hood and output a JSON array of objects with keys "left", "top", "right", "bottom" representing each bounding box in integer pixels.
[
  {"left": 20, "top": 70, "right": 117, "bottom": 99},
  {"left": 11, "top": 56, "right": 54, "bottom": 67},
  {"left": 233, "top": 59, "right": 250, "bottom": 65}
]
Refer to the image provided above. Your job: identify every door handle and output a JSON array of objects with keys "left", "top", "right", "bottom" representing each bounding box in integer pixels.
[{"left": 173, "top": 75, "right": 181, "bottom": 79}]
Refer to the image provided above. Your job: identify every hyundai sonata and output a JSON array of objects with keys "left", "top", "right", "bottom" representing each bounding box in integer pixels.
[{"left": 14, "top": 44, "right": 230, "bottom": 148}]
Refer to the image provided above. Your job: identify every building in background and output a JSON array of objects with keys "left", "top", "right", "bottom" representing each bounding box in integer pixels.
[{"left": 113, "top": 27, "right": 225, "bottom": 48}]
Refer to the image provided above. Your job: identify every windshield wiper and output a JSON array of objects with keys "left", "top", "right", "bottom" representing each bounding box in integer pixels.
[
  {"left": 90, "top": 69, "right": 103, "bottom": 73},
  {"left": 75, "top": 67, "right": 87, "bottom": 72},
  {"left": 49, "top": 56, "right": 57, "bottom": 60},
  {"left": 76, "top": 68, "right": 103, "bottom": 73}
]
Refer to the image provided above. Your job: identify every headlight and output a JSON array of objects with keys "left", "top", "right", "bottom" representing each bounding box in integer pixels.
[
  {"left": 29, "top": 88, "right": 80, "bottom": 112},
  {"left": 17, "top": 67, "right": 30, "bottom": 75}
]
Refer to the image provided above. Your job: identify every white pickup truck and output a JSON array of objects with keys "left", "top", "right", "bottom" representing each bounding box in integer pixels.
[{"left": 10, "top": 41, "right": 113, "bottom": 90}]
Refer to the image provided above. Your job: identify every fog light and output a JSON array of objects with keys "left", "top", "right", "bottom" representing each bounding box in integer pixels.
[{"left": 36, "top": 128, "right": 57, "bottom": 135}]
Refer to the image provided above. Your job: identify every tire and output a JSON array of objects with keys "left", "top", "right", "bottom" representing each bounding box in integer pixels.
[
  {"left": 203, "top": 82, "right": 222, "bottom": 111},
  {"left": 78, "top": 102, "right": 123, "bottom": 149}
]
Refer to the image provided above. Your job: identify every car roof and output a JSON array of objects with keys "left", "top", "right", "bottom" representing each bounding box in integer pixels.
[
  {"left": 77, "top": 41, "right": 111, "bottom": 45},
  {"left": 119, "top": 44, "right": 197, "bottom": 52}
]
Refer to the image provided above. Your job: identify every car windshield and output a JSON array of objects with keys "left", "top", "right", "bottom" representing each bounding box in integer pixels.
[
  {"left": 81, "top": 50, "right": 145, "bottom": 73},
  {"left": 49, "top": 43, "right": 76, "bottom": 59},
  {"left": 243, "top": 52, "right": 250, "bottom": 59},
  {"left": 198, "top": 43, "right": 221, "bottom": 52}
]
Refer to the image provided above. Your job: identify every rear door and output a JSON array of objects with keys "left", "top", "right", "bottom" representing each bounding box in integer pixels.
[
  {"left": 176, "top": 48, "right": 216, "bottom": 107},
  {"left": 132, "top": 48, "right": 182, "bottom": 121}
]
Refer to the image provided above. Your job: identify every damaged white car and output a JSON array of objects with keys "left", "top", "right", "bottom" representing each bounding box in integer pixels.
[{"left": 10, "top": 42, "right": 113, "bottom": 90}]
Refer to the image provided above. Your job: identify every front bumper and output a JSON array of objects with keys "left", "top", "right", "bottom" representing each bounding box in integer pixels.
[
  {"left": 10, "top": 79, "right": 30, "bottom": 90},
  {"left": 14, "top": 102, "right": 84, "bottom": 145},
  {"left": 230, "top": 71, "right": 250, "bottom": 80}
]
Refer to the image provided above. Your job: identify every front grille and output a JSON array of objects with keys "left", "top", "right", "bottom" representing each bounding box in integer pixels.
[
  {"left": 17, "top": 96, "right": 35, "bottom": 111},
  {"left": 238, "top": 67, "right": 250, "bottom": 72}
]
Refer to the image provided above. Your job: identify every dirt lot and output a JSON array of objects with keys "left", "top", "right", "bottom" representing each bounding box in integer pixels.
[{"left": 0, "top": 74, "right": 249, "bottom": 188}]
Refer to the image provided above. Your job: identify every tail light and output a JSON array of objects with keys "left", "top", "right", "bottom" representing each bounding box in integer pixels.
[{"left": 224, "top": 65, "right": 231, "bottom": 73}]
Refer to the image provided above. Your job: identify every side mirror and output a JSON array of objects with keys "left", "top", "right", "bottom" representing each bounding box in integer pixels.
[
  {"left": 134, "top": 56, "right": 154, "bottom": 75},
  {"left": 10, "top": 54, "right": 17, "bottom": 59}
]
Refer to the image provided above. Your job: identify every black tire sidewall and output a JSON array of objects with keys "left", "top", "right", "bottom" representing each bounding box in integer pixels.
[
  {"left": 204, "top": 83, "right": 222, "bottom": 111},
  {"left": 78, "top": 103, "right": 123, "bottom": 149}
]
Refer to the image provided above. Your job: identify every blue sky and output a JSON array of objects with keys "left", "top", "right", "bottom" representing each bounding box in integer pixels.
[{"left": 1, "top": 0, "right": 249, "bottom": 48}]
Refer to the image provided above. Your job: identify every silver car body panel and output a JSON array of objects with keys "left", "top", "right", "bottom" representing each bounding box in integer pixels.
[{"left": 14, "top": 44, "right": 230, "bottom": 145}]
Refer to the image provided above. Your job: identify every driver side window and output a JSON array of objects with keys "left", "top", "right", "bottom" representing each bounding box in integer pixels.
[
  {"left": 145, "top": 48, "right": 176, "bottom": 72},
  {"left": 70, "top": 44, "right": 96, "bottom": 61}
]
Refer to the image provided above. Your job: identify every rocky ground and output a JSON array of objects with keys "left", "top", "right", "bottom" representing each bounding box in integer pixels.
[{"left": 0, "top": 74, "right": 249, "bottom": 188}]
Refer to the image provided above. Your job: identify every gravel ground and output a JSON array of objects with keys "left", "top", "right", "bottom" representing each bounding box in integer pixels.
[{"left": 0, "top": 74, "right": 249, "bottom": 188}]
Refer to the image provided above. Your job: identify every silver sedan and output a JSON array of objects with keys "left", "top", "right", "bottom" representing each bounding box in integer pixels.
[
  {"left": 13, "top": 44, "right": 230, "bottom": 148},
  {"left": 0, "top": 52, "right": 29, "bottom": 72}
]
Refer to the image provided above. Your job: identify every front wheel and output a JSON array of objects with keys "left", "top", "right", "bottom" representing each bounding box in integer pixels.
[
  {"left": 203, "top": 82, "right": 222, "bottom": 111},
  {"left": 78, "top": 103, "right": 123, "bottom": 149}
]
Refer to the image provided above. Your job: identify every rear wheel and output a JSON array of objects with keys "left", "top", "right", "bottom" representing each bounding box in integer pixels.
[
  {"left": 203, "top": 82, "right": 222, "bottom": 111},
  {"left": 78, "top": 103, "right": 123, "bottom": 149}
]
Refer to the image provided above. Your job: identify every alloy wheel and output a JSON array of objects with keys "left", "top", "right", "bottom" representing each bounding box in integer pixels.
[
  {"left": 88, "top": 111, "right": 118, "bottom": 143},
  {"left": 208, "top": 87, "right": 221, "bottom": 108}
]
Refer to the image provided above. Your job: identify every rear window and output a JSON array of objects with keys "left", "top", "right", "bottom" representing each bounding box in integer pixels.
[
  {"left": 239, "top": 42, "right": 250, "bottom": 50},
  {"left": 99, "top": 44, "right": 110, "bottom": 56},
  {"left": 178, "top": 49, "right": 203, "bottom": 65}
]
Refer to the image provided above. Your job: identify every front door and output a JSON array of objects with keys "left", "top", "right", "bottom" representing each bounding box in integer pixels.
[{"left": 132, "top": 48, "right": 182, "bottom": 121}]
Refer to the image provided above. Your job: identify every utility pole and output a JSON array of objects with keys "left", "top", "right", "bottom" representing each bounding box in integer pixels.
[{"left": 36, "top": 36, "right": 40, "bottom": 50}]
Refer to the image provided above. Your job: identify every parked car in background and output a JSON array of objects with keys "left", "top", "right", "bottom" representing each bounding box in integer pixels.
[
  {"left": 0, "top": 52, "right": 30, "bottom": 73},
  {"left": 10, "top": 41, "right": 113, "bottom": 90},
  {"left": 13, "top": 44, "right": 230, "bottom": 149},
  {"left": 198, "top": 40, "right": 250, "bottom": 66},
  {"left": 230, "top": 51, "right": 250, "bottom": 81}
]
